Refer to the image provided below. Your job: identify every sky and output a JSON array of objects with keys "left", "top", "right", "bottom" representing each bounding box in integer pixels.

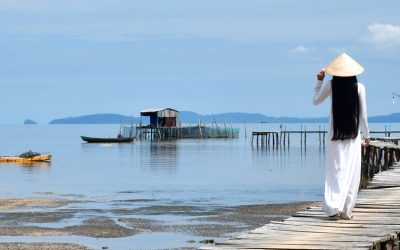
[{"left": 1, "top": 0, "right": 400, "bottom": 124}]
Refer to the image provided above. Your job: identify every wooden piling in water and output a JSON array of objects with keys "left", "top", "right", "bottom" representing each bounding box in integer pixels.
[
  {"left": 251, "top": 128, "right": 400, "bottom": 149},
  {"left": 300, "top": 127, "right": 303, "bottom": 146},
  {"left": 304, "top": 132, "right": 307, "bottom": 148},
  {"left": 244, "top": 122, "right": 247, "bottom": 140},
  {"left": 272, "top": 133, "right": 275, "bottom": 146},
  {"left": 283, "top": 130, "right": 286, "bottom": 146}
]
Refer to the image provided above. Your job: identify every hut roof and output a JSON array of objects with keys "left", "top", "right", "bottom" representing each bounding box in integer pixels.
[{"left": 140, "top": 108, "right": 179, "bottom": 117}]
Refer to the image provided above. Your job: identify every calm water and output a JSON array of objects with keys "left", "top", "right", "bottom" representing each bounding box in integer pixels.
[
  {"left": 0, "top": 123, "right": 396, "bottom": 249},
  {"left": 0, "top": 123, "right": 327, "bottom": 203}
]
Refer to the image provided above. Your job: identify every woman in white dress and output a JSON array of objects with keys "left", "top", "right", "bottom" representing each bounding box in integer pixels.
[{"left": 313, "top": 53, "right": 370, "bottom": 220}]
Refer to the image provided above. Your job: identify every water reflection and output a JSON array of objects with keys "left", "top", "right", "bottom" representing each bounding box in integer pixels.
[
  {"left": 0, "top": 162, "right": 51, "bottom": 173},
  {"left": 81, "top": 142, "right": 117, "bottom": 152},
  {"left": 140, "top": 141, "right": 179, "bottom": 174},
  {"left": 252, "top": 143, "right": 326, "bottom": 171},
  {"left": 19, "top": 162, "right": 51, "bottom": 168},
  {"left": 251, "top": 144, "right": 290, "bottom": 169},
  {"left": 20, "top": 162, "right": 51, "bottom": 173}
]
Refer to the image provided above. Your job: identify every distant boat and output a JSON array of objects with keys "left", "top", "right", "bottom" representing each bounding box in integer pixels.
[
  {"left": 81, "top": 135, "right": 133, "bottom": 143},
  {"left": 0, "top": 151, "right": 51, "bottom": 163},
  {"left": 81, "top": 123, "right": 134, "bottom": 143}
]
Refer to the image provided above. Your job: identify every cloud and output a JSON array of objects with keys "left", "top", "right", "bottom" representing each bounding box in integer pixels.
[
  {"left": 289, "top": 45, "right": 314, "bottom": 55},
  {"left": 0, "top": 1, "right": 354, "bottom": 44},
  {"left": 1, "top": 1, "right": 397, "bottom": 46},
  {"left": 365, "top": 23, "right": 400, "bottom": 48}
]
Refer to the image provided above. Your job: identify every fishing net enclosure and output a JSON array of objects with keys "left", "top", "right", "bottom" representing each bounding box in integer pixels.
[{"left": 122, "top": 125, "right": 239, "bottom": 139}]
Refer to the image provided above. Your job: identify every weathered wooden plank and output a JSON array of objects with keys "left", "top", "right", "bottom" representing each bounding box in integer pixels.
[
  {"left": 201, "top": 245, "right": 369, "bottom": 250},
  {"left": 269, "top": 220, "right": 400, "bottom": 229},
  {"left": 225, "top": 235, "right": 394, "bottom": 246},
  {"left": 355, "top": 204, "right": 400, "bottom": 209},
  {"left": 286, "top": 217, "right": 400, "bottom": 225},
  {"left": 245, "top": 226, "right": 395, "bottom": 237},
  {"left": 219, "top": 237, "right": 381, "bottom": 247},
  {"left": 214, "top": 243, "right": 371, "bottom": 250},
  {"left": 237, "top": 225, "right": 398, "bottom": 237},
  {"left": 223, "top": 237, "right": 382, "bottom": 245}
]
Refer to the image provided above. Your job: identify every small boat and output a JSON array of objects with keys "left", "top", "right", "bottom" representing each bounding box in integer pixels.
[
  {"left": 0, "top": 151, "right": 52, "bottom": 163},
  {"left": 81, "top": 123, "right": 134, "bottom": 143},
  {"left": 81, "top": 135, "right": 133, "bottom": 143}
]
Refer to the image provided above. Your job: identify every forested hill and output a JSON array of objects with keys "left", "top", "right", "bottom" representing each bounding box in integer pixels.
[
  {"left": 48, "top": 112, "right": 400, "bottom": 124},
  {"left": 49, "top": 114, "right": 138, "bottom": 124}
]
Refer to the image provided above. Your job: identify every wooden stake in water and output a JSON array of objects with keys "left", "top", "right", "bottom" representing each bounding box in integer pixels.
[
  {"left": 198, "top": 120, "right": 202, "bottom": 138},
  {"left": 244, "top": 122, "right": 247, "bottom": 140},
  {"left": 300, "top": 125, "right": 303, "bottom": 146},
  {"left": 319, "top": 125, "right": 321, "bottom": 146}
]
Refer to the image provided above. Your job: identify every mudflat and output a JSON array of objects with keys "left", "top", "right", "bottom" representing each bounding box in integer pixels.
[{"left": 0, "top": 196, "right": 318, "bottom": 249}]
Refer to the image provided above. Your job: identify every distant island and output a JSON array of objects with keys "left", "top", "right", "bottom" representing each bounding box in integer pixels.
[
  {"left": 48, "top": 112, "right": 400, "bottom": 124},
  {"left": 24, "top": 119, "right": 37, "bottom": 125},
  {"left": 49, "top": 114, "right": 138, "bottom": 124}
]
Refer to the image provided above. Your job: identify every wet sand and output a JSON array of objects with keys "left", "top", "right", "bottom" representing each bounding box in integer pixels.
[
  {"left": 0, "top": 243, "right": 87, "bottom": 250},
  {"left": 0, "top": 197, "right": 319, "bottom": 249}
]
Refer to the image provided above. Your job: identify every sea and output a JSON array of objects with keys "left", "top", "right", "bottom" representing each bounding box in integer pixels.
[{"left": 0, "top": 123, "right": 396, "bottom": 249}]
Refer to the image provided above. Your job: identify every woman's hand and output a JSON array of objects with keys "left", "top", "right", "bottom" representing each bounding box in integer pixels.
[
  {"left": 317, "top": 70, "right": 325, "bottom": 81},
  {"left": 364, "top": 138, "right": 371, "bottom": 147}
]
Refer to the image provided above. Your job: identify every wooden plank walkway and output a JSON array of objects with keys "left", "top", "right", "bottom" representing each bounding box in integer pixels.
[{"left": 201, "top": 141, "right": 400, "bottom": 250}]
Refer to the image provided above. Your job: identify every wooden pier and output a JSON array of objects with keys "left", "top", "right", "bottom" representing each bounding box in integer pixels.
[
  {"left": 251, "top": 130, "right": 327, "bottom": 148},
  {"left": 370, "top": 137, "right": 400, "bottom": 145},
  {"left": 252, "top": 130, "right": 400, "bottom": 148},
  {"left": 201, "top": 141, "right": 400, "bottom": 250}
]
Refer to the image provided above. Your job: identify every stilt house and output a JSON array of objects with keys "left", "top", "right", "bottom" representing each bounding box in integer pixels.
[{"left": 140, "top": 108, "right": 179, "bottom": 127}]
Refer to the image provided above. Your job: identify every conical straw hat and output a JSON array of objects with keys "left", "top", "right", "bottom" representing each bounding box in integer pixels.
[{"left": 325, "top": 53, "right": 364, "bottom": 77}]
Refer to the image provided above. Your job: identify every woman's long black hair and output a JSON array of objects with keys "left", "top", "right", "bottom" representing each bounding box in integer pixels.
[{"left": 331, "top": 76, "right": 359, "bottom": 141}]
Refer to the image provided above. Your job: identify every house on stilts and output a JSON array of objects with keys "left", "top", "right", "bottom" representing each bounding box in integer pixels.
[{"left": 134, "top": 108, "right": 239, "bottom": 140}]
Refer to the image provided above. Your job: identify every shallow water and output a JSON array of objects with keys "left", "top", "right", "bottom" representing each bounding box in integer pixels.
[
  {"left": 0, "top": 124, "right": 326, "bottom": 204},
  {"left": 0, "top": 232, "right": 211, "bottom": 250},
  {"left": 0, "top": 123, "right": 396, "bottom": 249}
]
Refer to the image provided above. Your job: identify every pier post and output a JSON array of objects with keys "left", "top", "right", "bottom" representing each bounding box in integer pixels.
[
  {"left": 283, "top": 131, "right": 286, "bottom": 147},
  {"left": 272, "top": 133, "right": 275, "bottom": 147},
  {"left": 198, "top": 120, "right": 203, "bottom": 138},
  {"left": 304, "top": 133, "right": 307, "bottom": 147},
  {"left": 300, "top": 127, "right": 303, "bottom": 146},
  {"left": 244, "top": 122, "right": 247, "bottom": 140},
  {"left": 319, "top": 125, "right": 321, "bottom": 146}
]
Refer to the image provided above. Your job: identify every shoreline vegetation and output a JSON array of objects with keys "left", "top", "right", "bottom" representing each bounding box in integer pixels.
[
  {"left": 47, "top": 111, "right": 400, "bottom": 125},
  {"left": 0, "top": 195, "right": 318, "bottom": 249}
]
